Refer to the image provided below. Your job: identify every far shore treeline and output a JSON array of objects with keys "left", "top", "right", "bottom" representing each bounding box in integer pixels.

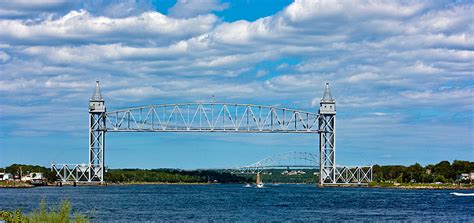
[
  {"left": 372, "top": 160, "right": 473, "bottom": 183},
  {"left": 1, "top": 160, "right": 472, "bottom": 184},
  {"left": 105, "top": 169, "right": 248, "bottom": 183}
]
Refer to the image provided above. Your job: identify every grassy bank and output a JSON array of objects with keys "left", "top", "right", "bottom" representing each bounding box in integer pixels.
[
  {"left": 0, "top": 181, "right": 33, "bottom": 188},
  {"left": 0, "top": 199, "right": 88, "bottom": 223}
]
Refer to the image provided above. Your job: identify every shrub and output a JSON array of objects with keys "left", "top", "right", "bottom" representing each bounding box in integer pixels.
[{"left": 0, "top": 199, "right": 88, "bottom": 223}]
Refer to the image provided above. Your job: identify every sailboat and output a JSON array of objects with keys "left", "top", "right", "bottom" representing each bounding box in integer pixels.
[{"left": 256, "top": 172, "right": 264, "bottom": 188}]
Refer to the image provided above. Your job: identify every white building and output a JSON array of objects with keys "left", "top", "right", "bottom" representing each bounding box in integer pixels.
[
  {"left": 459, "top": 173, "right": 474, "bottom": 181},
  {"left": 0, "top": 173, "right": 13, "bottom": 181}
]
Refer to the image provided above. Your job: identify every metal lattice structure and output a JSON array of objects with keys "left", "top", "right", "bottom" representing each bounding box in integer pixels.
[
  {"left": 104, "top": 103, "right": 320, "bottom": 133},
  {"left": 319, "top": 84, "right": 337, "bottom": 184},
  {"left": 51, "top": 81, "right": 372, "bottom": 186},
  {"left": 335, "top": 166, "right": 373, "bottom": 184},
  {"left": 231, "top": 151, "right": 319, "bottom": 174},
  {"left": 51, "top": 164, "right": 92, "bottom": 182}
]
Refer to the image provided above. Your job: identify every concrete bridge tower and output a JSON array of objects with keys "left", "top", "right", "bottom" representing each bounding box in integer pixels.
[
  {"left": 319, "top": 82, "right": 336, "bottom": 185},
  {"left": 88, "top": 80, "right": 106, "bottom": 182}
]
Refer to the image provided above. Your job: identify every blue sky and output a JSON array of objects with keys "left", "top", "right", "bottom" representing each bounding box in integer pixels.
[{"left": 0, "top": 0, "right": 473, "bottom": 169}]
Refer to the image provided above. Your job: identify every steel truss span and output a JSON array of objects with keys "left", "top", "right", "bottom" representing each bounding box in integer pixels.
[
  {"left": 232, "top": 151, "right": 319, "bottom": 174},
  {"left": 105, "top": 103, "right": 320, "bottom": 133},
  {"left": 51, "top": 81, "right": 373, "bottom": 186},
  {"left": 51, "top": 164, "right": 94, "bottom": 182},
  {"left": 335, "top": 166, "right": 373, "bottom": 184}
]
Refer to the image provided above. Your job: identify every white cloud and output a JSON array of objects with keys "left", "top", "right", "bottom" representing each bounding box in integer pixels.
[
  {"left": 0, "top": 0, "right": 72, "bottom": 17},
  {"left": 0, "top": 10, "right": 218, "bottom": 45},
  {"left": 346, "top": 72, "right": 379, "bottom": 83},
  {"left": 255, "top": 70, "right": 268, "bottom": 78},
  {"left": 168, "top": 0, "right": 229, "bottom": 18},
  {"left": 0, "top": 0, "right": 473, "bottom": 140},
  {"left": 0, "top": 51, "right": 10, "bottom": 62}
]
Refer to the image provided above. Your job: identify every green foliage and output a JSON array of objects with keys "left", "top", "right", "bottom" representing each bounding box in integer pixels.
[
  {"left": 433, "top": 161, "right": 455, "bottom": 180},
  {"left": 368, "top": 181, "right": 394, "bottom": 187},
  {"left": 257, "top": 169, "right": 318, "bottom": 184},
  {"left": 105, "top": 169, "right": 248, "bottom": 183},
  {"left": 0, "top": 209, "right": 28, "bottom": 223},
  {"left": 0, "top": 199, "right": 88, "bottom": 223},
  {"left": 373, "top": 160, "right": 473, "bottom": 183},
  {"left": 452, "top": 160, "right": 473, "bottom": 177}
]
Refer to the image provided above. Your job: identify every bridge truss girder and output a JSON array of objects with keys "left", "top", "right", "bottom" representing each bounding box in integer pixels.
[
  {"left": 51, "top": 164, "right": 93, "bottom": 182},
  {"left": 104, "top": 103, "right": 320, "bottom": 133},
  {"left": 335, "top": 166, "right": 373, "bottom": 184}
]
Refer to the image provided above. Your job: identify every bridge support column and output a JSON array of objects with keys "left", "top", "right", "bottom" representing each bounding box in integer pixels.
[
  {"left": 88, "top": 81, "right": 106, "bottom": 182},
  {"left": 319, "top": 83, "right": 336, "bottom": 186}
]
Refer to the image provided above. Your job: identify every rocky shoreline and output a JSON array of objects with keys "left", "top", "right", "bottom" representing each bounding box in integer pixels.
[{"left": 0, "top": 182, "right": 34, "bottom": 188}]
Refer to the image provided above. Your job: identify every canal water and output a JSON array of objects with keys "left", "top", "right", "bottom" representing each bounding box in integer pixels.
[{"left": 1, "top": 184, "right": 473, "bottom": 221}]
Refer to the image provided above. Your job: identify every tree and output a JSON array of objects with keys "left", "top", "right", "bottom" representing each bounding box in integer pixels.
[
  {"left": 452, "top": 160, "right": 472, "bottom": 176},
  {"left": 404, "top": 163, "right": 423, "bottom": 183},
  {"left": 433, "top": 161, "right": 455, "bottom": 180}
]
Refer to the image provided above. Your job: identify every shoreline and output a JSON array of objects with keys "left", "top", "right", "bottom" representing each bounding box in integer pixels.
[
  {"left": 374, "top": 186, "right": 474, "bottom": 190},
  {"left": 368, "top": 183, "right": 474, "bottom": 190},
  {"left": 2, "top": 181, "right": 473, "bottom": 190},
  {"left": 0, "top": 182, "right": 34, "bottom": 188}
]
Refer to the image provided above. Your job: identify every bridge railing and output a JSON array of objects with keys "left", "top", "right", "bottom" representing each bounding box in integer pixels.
[{"left": 104, "top": 103, "right": 320, "bottom": 133}]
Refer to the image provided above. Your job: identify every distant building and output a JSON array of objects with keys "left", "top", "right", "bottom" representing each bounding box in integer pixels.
[
  {"left": 21, "top": 172, "right": 46, "bottom": 185},
  {"left": 281, "top": 170, "right": 306, "bottom": 176},
  {"left": 0, "top": 173, "right": 13, "bottom": 181},
  {"left": 459, "top": 173, "right": 474, "bottom": 181}
]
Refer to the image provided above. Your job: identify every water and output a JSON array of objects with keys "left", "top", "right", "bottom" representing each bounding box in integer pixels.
[{"left": 1, "top": 184, "right": 473, "bottom": 221}]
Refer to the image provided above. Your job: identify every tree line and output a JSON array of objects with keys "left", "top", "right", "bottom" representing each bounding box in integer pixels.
[
  {"left": 2, "top": 160, "right": 472, "bottom": 184},
  {"left": 373, "top": 160, "right": 473, "bottom": 183},
  {"left": 105, "top": 169, "right": 249, "bottom": 183}
]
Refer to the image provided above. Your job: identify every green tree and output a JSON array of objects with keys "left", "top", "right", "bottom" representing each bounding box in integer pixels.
[
  {"left": 433, "top": 161, "right": 455, "bottom": 180},
  {"left": 404, "top": 163, "right": 423, "bottom": 183}
]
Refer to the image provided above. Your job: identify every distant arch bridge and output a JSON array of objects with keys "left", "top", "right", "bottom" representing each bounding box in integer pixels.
[
  {"left": 230, "top": 151, "right": 319, "bottom": 174},
  {"left": 227, "top": 151, "right": 372, "bottom": 184}
]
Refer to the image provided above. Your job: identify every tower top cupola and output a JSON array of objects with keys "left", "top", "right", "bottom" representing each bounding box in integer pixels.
[
  {"left": 319, "top": 82, "right": 335, "bottom": 114},
  {"left": 89, "top": 80, "right": 105, "bottom": 113},
  {"left": 321, "top": 82, "right": 334, "bottom": 102},
  {"left": 90, "top": 80, "right": 104, "bottom": 102}
]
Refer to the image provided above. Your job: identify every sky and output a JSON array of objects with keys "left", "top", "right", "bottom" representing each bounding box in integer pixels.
[{"left": 0, "top": 0, "right": 473, "bottom": 169}]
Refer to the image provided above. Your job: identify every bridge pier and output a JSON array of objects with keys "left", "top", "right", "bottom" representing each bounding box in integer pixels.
[
  {"left": 88, "top": 81, "right": 106, "bottom": 183},
  {"left": 319, "top": 83, "right": 337, "bottom": 186}
]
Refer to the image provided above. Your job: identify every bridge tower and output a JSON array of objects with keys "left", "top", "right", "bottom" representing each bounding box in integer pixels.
[
  {"left": 319, "top": 82, "right": 336, "bottom": 185},
  {"left": 88, "top": 80, "right": 106, "bottom": 182}
]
